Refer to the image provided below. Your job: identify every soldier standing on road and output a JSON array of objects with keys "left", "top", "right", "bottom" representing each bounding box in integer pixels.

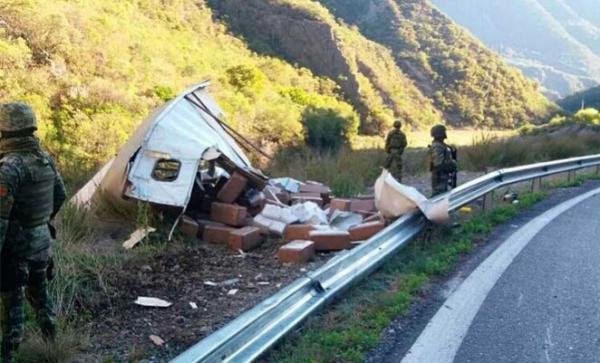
[
  {"left": 429, "top": 124, "right": 457, "bottom": 196},
  {"left": 384, "top": 120, "right": 407, "bottom": 182},
  {"left": 0, "top": 103, "right": 66, "bottom": 362}
]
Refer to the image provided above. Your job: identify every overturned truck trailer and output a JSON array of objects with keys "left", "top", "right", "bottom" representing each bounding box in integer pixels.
[{"left": 73, "top": 81, "right": 266, "bottom": 213}]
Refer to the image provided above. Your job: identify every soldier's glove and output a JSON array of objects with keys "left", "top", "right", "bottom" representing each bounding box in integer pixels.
[{"left": 47, "top": 257, "right": 55, "bottom": 281}]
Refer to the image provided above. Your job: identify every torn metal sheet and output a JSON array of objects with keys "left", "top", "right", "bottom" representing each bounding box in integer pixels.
[
  {"left": 70, "top": 158, "right": 114, "bottom": 207},
  {"left": 80, "top": 81, "right": 256, "bottom": 210},
  {"left": 329, "top": 210, "right": 364, "bottom": 231},
  {"left": 374, "top": 170, "right": 450, "bottom": 224}
]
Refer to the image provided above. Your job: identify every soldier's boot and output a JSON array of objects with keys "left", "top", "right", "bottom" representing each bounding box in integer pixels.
[
  {"left": 0, "top": 290, "right": 25, "bottom": 363},
  {"left": 388, "top": 156, "right": 403, "bottom": 182},
  {"left": 26, "top": 260, "right": 57, "bottom": 342}
]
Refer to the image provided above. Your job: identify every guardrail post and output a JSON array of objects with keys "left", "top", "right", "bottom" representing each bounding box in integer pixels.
[
  {"left": 531, "top": 177, "right": 542, "bottom": 193},
  {"left": 568, "top": 170, "right": 576, "bottom": 184},
  {"left": 482, "top": 191, "right": 494, "bottom": 211}
]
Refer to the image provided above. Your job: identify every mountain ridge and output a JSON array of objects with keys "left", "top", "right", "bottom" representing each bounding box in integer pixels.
[
  {"left": 210, "top": 0, "right": 555, "bottom": 129},
  {"left": 431, "top": 0, "right": 600, "bottom": 99}
]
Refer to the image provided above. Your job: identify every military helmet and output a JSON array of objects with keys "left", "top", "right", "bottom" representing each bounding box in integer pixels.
[
  {"left": 430, "top": 124, "right": 447, "bottom": 139},
  {"left": 393, "top": 120, "right": 402, "bottom": 129},
  {"left": 0, "top": 103, "right": 37, "bottom": 132}
]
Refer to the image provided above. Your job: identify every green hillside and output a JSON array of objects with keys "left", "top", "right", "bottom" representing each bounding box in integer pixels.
[
  {"left": 558, "top": 86, "right": 600, "bottom": 113},
  {"left": 0, "top": 0, "right": 360, "bottom": 178},
  {"left": 1, "top": 0, "right": 556, "bottom": 179},
  {"left": 432, "top": 0, "right": 600, "bottom": 98},
  {"left": 317, "top": 0, "right": 554, "bottom": 128}
]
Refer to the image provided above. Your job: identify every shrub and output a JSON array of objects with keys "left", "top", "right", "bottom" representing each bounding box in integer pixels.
[
  {"left": 226, "top": 64, "right": 267, "bottom": 97},
  {"left": 574, "top": 108, "right": 600, "bottom": 125},
  {"left": 303, "top": 106, "right": 359, "bottom": 151}
]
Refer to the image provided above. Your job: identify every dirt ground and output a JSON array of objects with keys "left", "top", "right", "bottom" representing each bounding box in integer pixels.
[
  {"left": 77, "top": 170, "right": 486, "bottom": 362},
  {"left": 82, "top": 236, "right": 330, "bottom": 362}
]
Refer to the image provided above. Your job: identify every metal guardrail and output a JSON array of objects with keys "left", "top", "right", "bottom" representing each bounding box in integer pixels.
[{"left": 171, "top": 154, "right": 600, "bottom": 363}]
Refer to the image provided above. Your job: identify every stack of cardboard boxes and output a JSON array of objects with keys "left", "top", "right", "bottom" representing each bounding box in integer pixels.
[{"left": 180, "top": 175, "right": 387, "bottom": 264}]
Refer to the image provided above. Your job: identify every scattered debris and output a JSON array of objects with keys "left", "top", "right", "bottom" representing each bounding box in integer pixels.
[
  {"left": 271, "top": 177, "right": 303, "bottom": 193},
  {"left": 374, "top": 170, "right": 450, "bottom": 224},
  {"left": 310, "top": 230, "right": 351, "bottom": 251},
  {"left": 349, "top": 221, "right": 385, "bottom": 241},
  {"left": 134, "top": 297, "right": 172, "bottom": 308},
  {"left": 227, "top": 289, "right": 239, "bottom": 296},
  {"left": 221, "top": 278, "right": 240, "bottom": 286},
  {"left": 189, "top": 302, "right": 198, "bottom": 309},
  {"left": 503, "top": 191, "right": 519, "bottom": 204},
  {"left": 123, "top": 227, "right": 156, "bottom": 250},
  {"left": 279, "top": 240, "right": 316, "bottom": 264},
  {"left": 149, "top": 335, "right": 165, "bottom": 346},
  {"left": 459, "top": 206, "right": 472, "bottom": 214}
]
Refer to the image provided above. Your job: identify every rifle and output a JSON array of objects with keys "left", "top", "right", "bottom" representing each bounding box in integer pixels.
[
  {"left": 47, "top": 222, "right": 57, "bottom": 281},
  {"left": 448, "top": 146, "right": 458, "bottom": 189}
]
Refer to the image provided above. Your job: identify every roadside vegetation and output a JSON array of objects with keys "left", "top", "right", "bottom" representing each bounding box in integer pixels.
[{"left": 268, "top": 116, "right": 600, "bottom": 197}]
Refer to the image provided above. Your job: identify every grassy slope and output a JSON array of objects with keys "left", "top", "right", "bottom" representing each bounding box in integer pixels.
[
  {"left": 318, "top": 0, "right": 555, "bottom": 127},
  {"left": 0, "top": 0, "right": 357, "bottom": 180}
]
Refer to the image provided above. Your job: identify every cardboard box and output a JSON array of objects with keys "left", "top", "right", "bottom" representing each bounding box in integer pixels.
[
  {"left": 349, "top": 221, "right": 385, "bottom": 241},
  {"left": 203, "top": 225, "right": 235, "bottom": 244},
  {"left": 350, "top": 199, "right": 376, "bottom": 212},
  {"left": 278, "top": 240, "right": 315, "bottom": 264},
  {"left": 210, "top": 202, "right": 248, "bottom": 227},
  {"left": 228, "top": 226, "right": 262, "bottom": 251},
  {"left": 217, "top": 172, "right": 248, "bottom": 203},
  {"left": 180, "top": 216, "right": 199, "bottom": 238},
  {"left": 309, "top": 230, "right": 351, "bottom": 251},
  {"left": 284, "top": 224, "right": 315, "bottom": 241},
  {"left": 330, "top": 199, "right": 352, "bottom": 212}
]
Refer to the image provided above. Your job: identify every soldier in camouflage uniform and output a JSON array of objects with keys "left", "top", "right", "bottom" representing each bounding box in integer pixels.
[
  {"left": 0, "top": 103, "right": 66, "bottom": 362},
  {"left": 384, "top": 120, "right": 407, "bottom": 182},
  {"left": 429, "top": 124, "right": 457, "bottom": 196}
]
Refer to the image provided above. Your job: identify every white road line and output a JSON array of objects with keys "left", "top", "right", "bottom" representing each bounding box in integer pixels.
[{"left": 400, "top": 188, "right": 600, "bottom": 363}]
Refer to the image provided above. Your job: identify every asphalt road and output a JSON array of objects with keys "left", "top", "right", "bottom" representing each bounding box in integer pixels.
[
  {"left": 400, "top": 189, "right": 600, "bottom": 363},
  {"left": 455, "top": 193, "right": 600, "bottom": 363}
]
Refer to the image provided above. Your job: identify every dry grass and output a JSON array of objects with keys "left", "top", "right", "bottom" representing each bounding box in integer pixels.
[
  {"left": 15, "top": 328, "right": 88, "bottom": 363},
  {"left": 270, "top": 129, "right": 600, "bottom": 197},
  {"left": 460, "top": 132, "right": 600, "bottom": 171}
]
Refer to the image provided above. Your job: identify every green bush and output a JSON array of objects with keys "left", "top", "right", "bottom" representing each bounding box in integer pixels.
[
  {"left": 303, "top": 106, "right": 358, "bottom": 151},
  {"left": 574, "top": 108, "right": 600, "bottom": 125}
]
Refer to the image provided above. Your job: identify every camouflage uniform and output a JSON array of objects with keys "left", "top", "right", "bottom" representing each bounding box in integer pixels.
[
  {"left": 0, "top": 103, "right": 66, "bottom": 362},
  {"left": 384, "top": 121, "right": 407, "bottom": 182},
  {"left": 429, "top": 125, "right": 457, "bottom": 196}
]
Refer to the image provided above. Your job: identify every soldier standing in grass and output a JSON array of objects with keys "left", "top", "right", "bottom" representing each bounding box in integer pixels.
[
  {"left": 384, "top": 120, "right": 407, "bottom": 182},
  {"left": 429, "top": 124, "right": 457, "bottom": 196},
  {"left": 0, "top": 103, "right": 66, "bottom": 362}
]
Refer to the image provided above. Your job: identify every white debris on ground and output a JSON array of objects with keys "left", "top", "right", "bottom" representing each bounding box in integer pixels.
[{"left": 134, "top": 297, "right": 173, "bottom": 308}]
